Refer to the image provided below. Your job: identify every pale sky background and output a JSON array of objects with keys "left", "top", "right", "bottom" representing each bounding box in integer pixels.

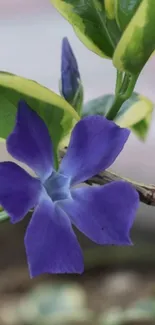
[
  {"left": 0, "top": 0, "right": 155, "bottom": 228},
  {"left": 0, "top": 0, "right": 51, "bottom": 15}
]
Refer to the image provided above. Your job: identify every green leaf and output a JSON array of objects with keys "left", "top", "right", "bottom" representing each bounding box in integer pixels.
[
  {"left": 115, "top": 92, "right": 154, "bottom": 139},
  {"left": 50, "top": 0, "right": 121, "bottom": 58},
  {"left": 104, "top": 0, "right": 115, "bottom": 20},
  {"left": 131, "top": 112, "right": 152, "bottom": 140},
  {"left": 115, "top": 0, "right": 142, "bottom": 31},
  {"left": 62, "top": 92, "right": 113, "bottom": 149},
  {"left": 82, "top": 94, "right": 115, "bottom": 117},
  {"left": 82, "top": 92, "right": 153, "bottom": 141},
  {"left": 0, "top": 72, "right": 80, "bottom": 163},
  {"left": 0, "top": 210, "right": 9, "bottom": 223},
  {"left": 113, "top": 0, "right": 155, "bottom": 74}
]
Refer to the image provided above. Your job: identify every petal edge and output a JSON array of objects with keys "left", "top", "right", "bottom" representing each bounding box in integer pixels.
[
  {"left": 61, "top": 181, "right": 139, "bottom": 245},
  {"left": 0, "top": 162, "right": 42, "bottom": 223},
  {"left": 25, "top": 195, "right": 84, "bottom": 277},
  {"left": 7, "top": 100, "right": 53, "bottom": 182},
  {"left": 60, "top": 116, "right": 130, "bottom": 185}
]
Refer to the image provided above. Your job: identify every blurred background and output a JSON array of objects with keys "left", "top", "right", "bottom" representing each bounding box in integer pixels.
[{"left": 1, "top": 1, "right": 155, "bottom": 324}]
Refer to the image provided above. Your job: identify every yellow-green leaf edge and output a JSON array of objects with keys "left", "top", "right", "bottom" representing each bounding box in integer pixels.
[
  {"left": 113, "top": 0, "right": 155, "bottom": 74},
  {"left": 116, "top": 93, "right": 153, "bottom": 129},
  {"left": 0, "top": 72, "right": 79, "bottom": 121},
  {"left": 50, "top": 0, "right": 109, "bottom": 59}
]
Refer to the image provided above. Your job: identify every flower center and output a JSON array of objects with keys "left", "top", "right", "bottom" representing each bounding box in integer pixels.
[{"left": 44, "top": 170, "right": 71, "bottom": 202}]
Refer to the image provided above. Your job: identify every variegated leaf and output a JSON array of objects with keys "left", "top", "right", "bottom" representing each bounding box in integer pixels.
[{"left": 113, "top": 0, "right": 155, "bottom": 74}]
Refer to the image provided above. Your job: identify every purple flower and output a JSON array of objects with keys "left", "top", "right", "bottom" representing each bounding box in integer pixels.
[
  {"left": 61, "top": 37, "right": 81, "bottom": 103},
  {"left": 0, "top": 101, "right": 139, "bottom": 277}
]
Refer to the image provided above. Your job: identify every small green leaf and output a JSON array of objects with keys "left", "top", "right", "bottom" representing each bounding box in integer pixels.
[
  {"left": 113, "top": 0, "right": 155, "bottom": 75},
  {"left": 0, "top": 210, "right": 9, "bottom": 223},
  {"left": 82, "top": 94, "right": 115, "bottom": 117},
  {"left": 82, "top": 92, "right": 153, "bottom": 141},
  {"left": 50, "top": 0, "right": 121, "bottom": 58},
  {"left": 61, "top": 91, "right": 110, "bottom": 148},
  {"left": 115, "top": 92, "right": 153, "bottom": 139},
  {"left": 116, "top": 92, "right": 153, "bottom": 125},
  {"left": 0, "top": 72, "right": 79, "bottom": 161},
  {"left": 115, "top": 0, "right": 142, "bottom": 31},
  {"left": 131, "top": 112, "right": 152, "bottom": 140}
]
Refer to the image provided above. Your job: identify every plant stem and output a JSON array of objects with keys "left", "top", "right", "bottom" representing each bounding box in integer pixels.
[
  {"left": 60, "top": 149, "right": 155, "bottom": 207},
  {"left": 106, "top": 95, "right": 125, "bottom": 120},
  {"left": 89, "top": 170, "right": 155, "bottom": 206},
  {"left": 106, "top": 72, "right": 138, "bottom": 120},
  {"left": 115, "top": 70, "right": 123, "bottom": 95}
]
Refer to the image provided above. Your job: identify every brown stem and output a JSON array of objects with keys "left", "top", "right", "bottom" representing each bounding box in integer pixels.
[
  {"left": 89, "top": 170, "right": 155, "bottom": 207},
  {"left": 60, "top": 149, "right": 155, "bottom": 207}
]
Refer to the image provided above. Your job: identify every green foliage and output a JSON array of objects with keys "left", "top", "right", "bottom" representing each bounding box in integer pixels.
[
  {"left": 115, "top": 0, "right": 142, "bottom": 31},
  {"left": 116, "top": 92, "right": 153, "bottom": 139},
  {"left": 82, "top": 94, "right": 114, "bottom": 117},
  {"left": 0, "top": 210, "right": 9, "bottom": 223},
  {"left": 51, "top": 0, "right": 155, "bottom": 78},
  {"left": 82, "top": 92, "right": 153, "bottom": 140},
  {"left": 50, "top": 0, "right": 155, "bottom": 133},
  {"left": 0, "top": 72, "right": 79, "bottom": 161},
  {"left": 113, "top": 0, "right": 155, "bottom": 74},
  {"left": 129, "top": 112, "right": 152, "bottom": 140},
  {"left": 50, "top": 0, "right": 121, "bottom": 58}
]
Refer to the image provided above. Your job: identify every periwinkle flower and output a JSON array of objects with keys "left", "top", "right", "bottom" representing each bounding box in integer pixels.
[
  {"left": 0, "top": 101, "right": 139, "bottom": 277},
  {"left": 61, "top": 37, "right": 81, "bottom": 103}
]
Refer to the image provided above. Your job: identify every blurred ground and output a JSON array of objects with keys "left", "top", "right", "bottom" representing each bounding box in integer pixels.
[
  {"left": 1, "top": 218, "right": 155, "bottom": 324},
  {"left": 1, "top": 265, "right": 155, "bottom": 324}
]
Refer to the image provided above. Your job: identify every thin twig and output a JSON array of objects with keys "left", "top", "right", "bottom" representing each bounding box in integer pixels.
[
  {"left": 60, "top": 149, "right": 155, "bottom": 206},
  {"left": 89, "top": 171, "right": 155, "bottom": 206}
]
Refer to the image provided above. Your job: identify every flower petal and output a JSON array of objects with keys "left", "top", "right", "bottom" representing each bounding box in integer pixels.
[
  {"left": 25, "top": 194, "right": 84, "bottom": 277},
  {"left": 61, "top": 37, "right": 81, "bottom": 103},
  {"left": 61, "top": 181, "right": 139, "bottom": 245},
  {"left": 59, "top": 116, "right": 130, "bottom": 185},
  {"left": 0, "top": 162, "right": 42, "bottom": 223},
  {"left": 7, "top": 100, "right": 53, "bottom": 182}
]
